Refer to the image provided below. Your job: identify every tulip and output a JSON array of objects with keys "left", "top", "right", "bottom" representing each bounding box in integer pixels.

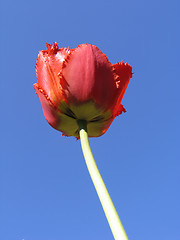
[
  {"left": 33, "top": 42, "right": 132, "bottom": 138},
  {"left": 34, "top": 42, "right": 133, "bottom": 240}
]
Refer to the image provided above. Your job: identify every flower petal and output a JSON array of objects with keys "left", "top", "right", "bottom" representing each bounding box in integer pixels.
[
  {"left": 61, "top": 44, "right": 117, "bottom": 110},
  {"left": 112, "top": 62, "right": 132, "bottom": 117},
  {"left": 34, "top": 83, "right": 80, "bottom": 137},
  {"left": 36, "top": 43, "right": 69, "bottom": 106},
  {"left": 33, "top": 83, "right": 60, "bottom": 129}
]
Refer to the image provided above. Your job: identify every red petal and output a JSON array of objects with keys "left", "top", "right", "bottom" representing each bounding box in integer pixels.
[
  {"left": 34, "top": 83, "right": 80, "bottom": 137},
  {"left": 33, "top": 83, "right": 60, "bottom": 129},
  {"left": 35, "top": 43, "right": 69, "bottom": 106},
  {"left": 112, "top": 62, "right": 132, "bottom": 116},
  {"left": 61, "top": 44, "right": 117, "bottom": 110}
]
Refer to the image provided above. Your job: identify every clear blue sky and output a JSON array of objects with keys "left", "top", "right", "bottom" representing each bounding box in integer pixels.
[{"left": 0, "top": 0, "right": 179, "bottom": 239}]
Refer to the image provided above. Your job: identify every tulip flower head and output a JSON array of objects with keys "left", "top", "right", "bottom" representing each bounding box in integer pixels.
[{"left": 33, "top": 42, "right": 132, "bottom": 138}]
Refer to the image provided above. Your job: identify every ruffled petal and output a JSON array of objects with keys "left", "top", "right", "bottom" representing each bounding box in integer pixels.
[
  {"left": 34, "top": 83, "right": 80, "bottom": 137},
  {"left": 61, "top": 44, "right": 117, "bottom": 110},
  {"left": 33, "top": 83, "right": 60, "bottom": 129},
  {"left": 35, "top": 43, "right": 69, "bottom": 106},
  {"left": 112, "top": 62, "right": 132, "bottom": 117}
]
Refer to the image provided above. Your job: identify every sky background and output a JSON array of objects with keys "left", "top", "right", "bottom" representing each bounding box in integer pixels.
[{"left": 0, "top": 0, "right": 179, "bottom": 240}]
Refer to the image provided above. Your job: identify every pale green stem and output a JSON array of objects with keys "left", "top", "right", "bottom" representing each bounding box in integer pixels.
[{"left": 78, "top": 120, "right": 128, "bottom": 240}]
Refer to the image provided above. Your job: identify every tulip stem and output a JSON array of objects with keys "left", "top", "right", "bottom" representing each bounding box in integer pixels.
[{"left": 78, "top": 120, "right": 128, "bottom": 240}]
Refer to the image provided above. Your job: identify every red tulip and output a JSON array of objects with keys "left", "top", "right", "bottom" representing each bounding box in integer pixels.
[{"left": 33, "top": 42, "right": 132, "bottom": 137}]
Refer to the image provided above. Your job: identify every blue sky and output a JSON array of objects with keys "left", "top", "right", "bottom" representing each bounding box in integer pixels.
[{"left": 0, "top": 0, "right": 179, "bottom": 239}]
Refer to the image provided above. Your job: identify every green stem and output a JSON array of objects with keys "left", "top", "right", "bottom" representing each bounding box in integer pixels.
[{"left": 78, "top": 120, "right": 128, "bottom": 240}]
